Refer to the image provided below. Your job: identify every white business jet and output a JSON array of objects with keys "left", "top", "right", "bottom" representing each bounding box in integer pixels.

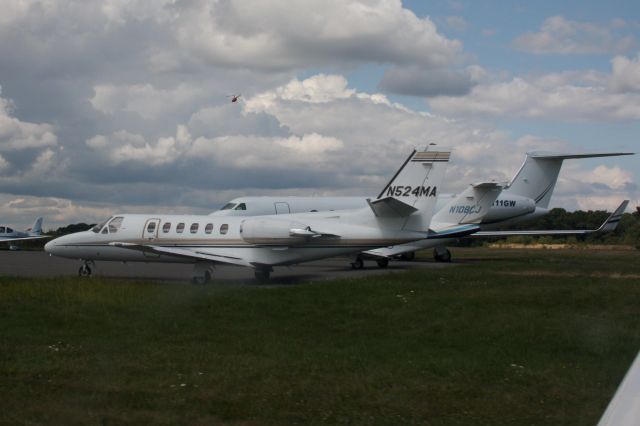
[
  {"left": 45, "top": 149, "right": 502, "bottom": 281},
  {"left": 0, "top": 217, "right": 48, "bottom": 248},
  {"left": 212, "top": 151, "right": 633, "bottom": 264}
]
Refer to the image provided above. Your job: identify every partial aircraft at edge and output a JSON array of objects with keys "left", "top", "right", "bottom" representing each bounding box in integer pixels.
[
  {"left": 46, "top": 149, "right": 506, "bottom": 281},
  {"left": 0, "top": 217, "right": 48, "bottom": 245}
]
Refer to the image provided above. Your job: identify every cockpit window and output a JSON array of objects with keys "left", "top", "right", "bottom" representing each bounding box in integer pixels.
[
  {"left": 220, "top": 203, "right": 236, "bottom": 210},
  {"left": 108, "top": 216, "right": 124, "bottom": 234},
  {"left": 6, "top": 227, "right": 13, "bottom": 234},
  {"left": 92, "top": 218, "right": 110, "bottom": 233},
  {"left": 0, "top": 227, "right": 5, "bottom": 233},
  {"left": 234, "top": 203, "right": 247, "bottom": 211}
]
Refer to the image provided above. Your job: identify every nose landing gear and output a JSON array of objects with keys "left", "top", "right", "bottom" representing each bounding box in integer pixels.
[{"left": 78, "top": 260, "right": 95, "bottom": 277}]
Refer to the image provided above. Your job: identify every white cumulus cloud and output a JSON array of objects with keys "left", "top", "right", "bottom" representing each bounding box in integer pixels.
[
  {"left": 428, "top": 64, "right": 640, "bottom": 121},
  {"left": 610, "top": 54, "right": 640, "bottom": 93},
  {"left": 513, "top": 16, "right": 636, "bottom": 55}
]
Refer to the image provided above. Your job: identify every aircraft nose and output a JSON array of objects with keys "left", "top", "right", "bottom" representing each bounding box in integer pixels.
[
  {"left": 44, "top": 239, "right": 56, "bottom": 254},
  {"left": 44, "top": 237, "right": 63, "bottom": 256}
]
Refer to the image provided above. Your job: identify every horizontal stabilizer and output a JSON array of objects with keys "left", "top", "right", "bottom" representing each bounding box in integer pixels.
[
  {"left": 368, "top": 197, "right": 418, "bottom": 218},
  {"left": 528, "top": 151, "right": 634, "bottom": 159},
  {"left": 472, "top": 200, "right": 629, "bottom": 237},
  {"left": 109, "top": 242, "right": 254, "bottom": 267}
]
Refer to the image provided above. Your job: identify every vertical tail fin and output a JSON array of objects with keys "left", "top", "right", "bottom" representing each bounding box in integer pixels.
[
  {"left": 26, "top": 217, "right": 43, "bottom": 235},
  {"left": 505, "top": 151, "right": 633, "bottom": 208},
  {"left": 370, "top": 149, "right": 451, "bottom": 231}
]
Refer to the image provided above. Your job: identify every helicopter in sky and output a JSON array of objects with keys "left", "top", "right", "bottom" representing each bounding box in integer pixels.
[{"left": 227, "top": 94, "right": 241, "bottom": 103}]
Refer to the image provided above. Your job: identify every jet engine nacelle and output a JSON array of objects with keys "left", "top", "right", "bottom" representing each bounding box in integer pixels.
[
  {"left": 240, "top": 218, "right": 312, "bottom": 245},
  {"left": 481, "top": 194, "right": 536, "bottom": 223}
]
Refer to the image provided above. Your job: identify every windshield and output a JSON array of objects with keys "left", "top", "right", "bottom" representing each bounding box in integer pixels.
[
  {"left": 220, "top": 203, "right": 236, "bottom": 210},
  {"left": 92, "top": 218, "right": 111, "bottom": 233},
  {"left": 107, "top": 216, "right": 124, "bottom": 233}
]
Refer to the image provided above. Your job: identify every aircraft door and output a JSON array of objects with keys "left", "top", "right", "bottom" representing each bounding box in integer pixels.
[
  {"left": 142, "top": 218, "right": 161, "bottom": 240},
  {"left": 274, "top": 202, "right": 291, "bottom": 214}
]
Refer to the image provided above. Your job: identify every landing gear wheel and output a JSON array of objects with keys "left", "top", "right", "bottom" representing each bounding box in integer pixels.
[
  {"left": 376, "top": 258, "right": 389, "bottom": 269},
  {"left": 78, "top": 264, "right": 92, "bottom": 277},
  {"left": 433, "top": 248, "right": 452, "bottom": 263},
  {"left": 351, "top": 256, "right": 364, "bottom": 270},
  {"left": 254, "top": 269, "right": 271, "bottom": 281}
]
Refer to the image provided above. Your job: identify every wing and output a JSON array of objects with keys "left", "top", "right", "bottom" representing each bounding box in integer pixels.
[
  {"left": 473, "top": 200, "right": 629, "bottom": 237},
  {"left": 0, "top": 235, "right": 51, "bottom": 243},
  {"left": 109, "top": 242, "right": 254, "bottom": 267}
]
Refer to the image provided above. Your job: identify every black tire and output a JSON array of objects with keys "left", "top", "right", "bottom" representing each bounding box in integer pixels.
[
  {"left": 434, "top": 248, "right": 452, "bottom": 263},
  {"left": 376, "top": 258, "right": 389, "bottom": 269},
  {"left": 351, "top": 257, "right": 364, "bottom": 270},
  {"left": 78, "top": 265, "right": 91, "bottom": 277}
]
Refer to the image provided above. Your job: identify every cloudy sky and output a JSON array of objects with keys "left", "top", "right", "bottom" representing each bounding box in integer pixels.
[{"left": 0, "top": 0, "right": 638, "bottom": 228}]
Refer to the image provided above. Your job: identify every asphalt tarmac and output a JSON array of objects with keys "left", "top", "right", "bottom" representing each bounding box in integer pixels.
[{"left": 0, "top": 250, "right": 453, "bottom": 284}]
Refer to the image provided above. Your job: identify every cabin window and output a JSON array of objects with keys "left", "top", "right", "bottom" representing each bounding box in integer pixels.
[
  {"left": 6, "top": 227, "right": 12, "bottom": 233},
  {"left": 205, "top": 223, "right": 213, "bottom": 234},
  {"left": 234, "top": 203, "right": 246, "bottom": 211},
  {"left": 0, "top": 227, "right": 5, "bottom": 233},
  {"left": 162, "top": 222, "right": 171, "bottom": 233},
  {"left": 102, "top": 227, "right": 108, "bottom": 234},
  {"left": 176, "top": 223, "right": 185, "bottom": 233},
  {"left": 221, "top": 203, "right": 236, "bottom": 210},
  {"left": 220, "top": 224, "right": 229, "bottom": 235},
  {"left": 108, "top": 216, "right": 124, "bottom": 233},
  {"left": 146, "top": 222, "right": 157, "bottom": 233},
  {"left": 190, "top": 223, "right": 199, "bottom": 234}
]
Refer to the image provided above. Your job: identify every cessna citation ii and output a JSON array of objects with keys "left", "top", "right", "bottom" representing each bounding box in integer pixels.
[
  {"left": 0, "top": 217, "right": 48, "bottom": 247},
  {"left": 45, "top": 149, "right": 504, "bottom": 282},
  {"left": 211, "top": 151, "right": 633, "bottom": 265}
]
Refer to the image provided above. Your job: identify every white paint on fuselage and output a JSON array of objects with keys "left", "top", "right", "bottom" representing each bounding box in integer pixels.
[{"left": 45, "top": 210, "right": 429, "bottom": 266}]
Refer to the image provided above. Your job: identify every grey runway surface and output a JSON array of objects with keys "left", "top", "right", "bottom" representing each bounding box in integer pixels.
[{"left": 0, "top": 251, "right": 453, "bottom": 284}]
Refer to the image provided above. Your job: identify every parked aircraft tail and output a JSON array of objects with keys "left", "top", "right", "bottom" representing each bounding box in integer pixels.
[
  {"left": 427, "top": 182, "right": 503, "bottom": 238},
  {"left": 26, "top": 217, "right": 43, "bottom": 235},
  {"left": 504, "top": 152, "right": 633, "bottom": 208},
  {"left": 371, "top": 149, "right": 451, "bottom": 231}
]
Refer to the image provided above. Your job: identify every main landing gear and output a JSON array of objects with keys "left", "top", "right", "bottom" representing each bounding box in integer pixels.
[
  {"left": 192, "top": 262, "right": 214, "bottom": 284},
  {"left": 350, "top": 255, "right": 389, "bottom": 269},
  {"left": 351, "top": 256, "right": 364, "bottom": 270},
  {"left": 433, "top": 246, "right": 452, "bottom": 262},
  {"left": 78, "top": 260, "right": 95, "bottom": 277}
]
